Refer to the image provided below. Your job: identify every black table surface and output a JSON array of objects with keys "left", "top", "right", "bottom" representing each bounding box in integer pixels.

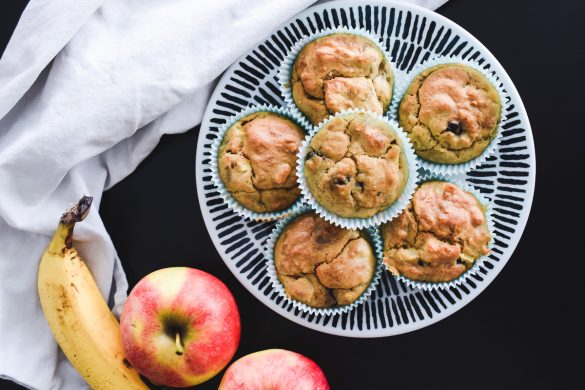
[{"left": 1, "top": 1, "right": 583, "bottom": 389}]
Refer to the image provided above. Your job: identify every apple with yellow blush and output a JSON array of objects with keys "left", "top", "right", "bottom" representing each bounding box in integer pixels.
[
  {"left": 120, "top": 267, "right": 240, "bottom": 387},
  {"left": 219, "top": 349, "right": 330, "bottom": 390}
]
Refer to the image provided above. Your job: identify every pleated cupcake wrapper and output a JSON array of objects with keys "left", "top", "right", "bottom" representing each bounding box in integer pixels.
[
  {"left": 278, "top": 26, "right": 395, "bottom": 125},
  {"left": 209, "top": 104, "right": 311, "bottom": 221},
  {"left": 296, "top": 108, "right": 419, "bottom": 230},
  {"left": 386, "top": 173, "right": 496, "bottom": 291},
  {"left": 264, "top": 206, "right": 384, "bottom": 316},
  {"left": 389, "top": 55, "right": 509, "bottom": 176}
]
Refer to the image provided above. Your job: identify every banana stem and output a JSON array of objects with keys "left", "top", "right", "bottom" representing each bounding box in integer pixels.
[
  {"left": 48, "top": 196, "right": 93, "bottom": 254},
  {"left": 60, "top": 196, "right": 93, "bottom": 225},
  {"left": 175, "top": 331, "right": 184, "bottom": 356}
]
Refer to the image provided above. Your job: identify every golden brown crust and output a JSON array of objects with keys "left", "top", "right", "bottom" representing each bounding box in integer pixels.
[
  {"left": 279, "top": 274, "right": 335, "bottom": 308},
  {"left": 304, "top": 112, "right": 408, "bottom": 218},
  {"left": 274, "top": 213, "right": 376, "bottom": 308},
  {"left": 218, "top": 112, "right": 304, "bottom": 212},
  {"left": 381, "top": 181, "right": 490, "bottom": 283},
  {"left": 292, "top": 33, "right": 393, "bottom": 125},
  {"left": 398, "top": 64, "right": 501, "bottom": 164}
]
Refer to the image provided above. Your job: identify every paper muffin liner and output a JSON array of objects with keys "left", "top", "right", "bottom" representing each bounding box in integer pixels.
[
  {"left": 297, "top": 108, "right": 419, "bottom": 230},
  {"left": 278, "top": 26, "right": 395, "bottom": 125},
  {"left": 382, "top": 172, "right": 495, "bottom": 291},
  {"left": 264, "top": 206, "right": 384, "bottom": 316},
  {"left": 389, "top": 55, "right": 509, "bottom": 176},
  {"left": 209, "top": 104, "right": 311, "bottom": 221}
]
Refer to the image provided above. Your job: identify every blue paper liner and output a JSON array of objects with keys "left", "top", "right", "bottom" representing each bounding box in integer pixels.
[
  {"left": 381, "top": 173, "right": 495, "bottom": 290},
  {"left": 278, "top": 27, "right": 395, "bottom": 125},
  {"left": 264, "top": 206, "right": 384, "bottom": 316},
  {"left": 390, "top": 55, "right": 508, "bottom": 176},
  {"left": 209, "top": 105, "right": 311, "bottom": 221},
  {"left": 297, "top": 109, "right": 419, "bottom": 230}
]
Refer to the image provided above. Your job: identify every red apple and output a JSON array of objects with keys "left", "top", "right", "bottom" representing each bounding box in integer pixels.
[
  {"left": 120, "top": 267, "right": 240, "bottom": 387},
  {"left": 219, "top": 349, "right": 329, "bottom": 390}
]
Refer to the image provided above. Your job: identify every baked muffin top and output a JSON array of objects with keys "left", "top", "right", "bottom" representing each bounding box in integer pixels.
[
  {"left": 291, "top": 33, "right": 393, "bottom": 125},
  {"left": 399, "top": 64, "right": 501, "bottom": 164},
  {"left": 274, "top": 213, "right": 376, "bottom": 308},
  {"left": 304, "top": 112, "right": 408, "bottom": 219},
  {"left": 218, "top": 112, "right": 304, "bottom": 213},
  {"left": 381, "top": 181, "right": 490, "bottom": 283}
]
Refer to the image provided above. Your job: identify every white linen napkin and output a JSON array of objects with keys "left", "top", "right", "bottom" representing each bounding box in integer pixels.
[{"left": 0, "top": 0, "right": 447, "bottom": 388}]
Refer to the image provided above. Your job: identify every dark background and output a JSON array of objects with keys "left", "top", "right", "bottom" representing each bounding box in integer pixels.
[{"left": 1, "top": 1, "right": 583, "bottom": 389}]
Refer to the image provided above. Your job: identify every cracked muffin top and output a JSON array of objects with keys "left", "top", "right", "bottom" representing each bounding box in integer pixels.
[
  {"left": 304, "top": 112, "right": 408, "bottom": 219},
  {"left": 291, "top": 33, "right": 393, "bottom": 125},
  {"left": 381, "top": 181, "right": 490, "bottom": 283},
  {"left": 399, "top": 64, "right": 501, "bottom": 164},
  {"left": 218, "top": 111, "right": 304, "bottom": 213},
  {"left": 274, "top": 212, "right": 376, "bottom": 308}
]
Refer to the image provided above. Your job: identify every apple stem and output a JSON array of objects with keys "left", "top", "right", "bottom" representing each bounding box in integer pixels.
[{"left": 175, "top": 331, "right": 184, "bottom": 356}]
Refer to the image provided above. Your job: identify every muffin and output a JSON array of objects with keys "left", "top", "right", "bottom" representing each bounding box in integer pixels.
[
  {"left": 291, "top": 33, "right": 393, "bottom": 125},
  {"left": 399, "top": 63, "right": 501, "bottom": 164},
  {"left": 218, "top": 111, "right": 304, "bottom": 213},
  {"left": 381, "top": 181, "right": 491, "bottom": 283},
  {"left": 274, "top": 213, "right": 376, "bottom": 308},
  {"left": 303, "top": 112, "right": 408, "bottom": 219}
]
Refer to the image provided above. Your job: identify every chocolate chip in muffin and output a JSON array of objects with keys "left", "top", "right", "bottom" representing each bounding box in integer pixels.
[
  {"left": 306, "top": 149, "right": 323, "bottom": 160},
  {"left": 304, "top": 112, "right": 409, "bottom": 219},
  {"left": 333, "top": 175, "right": 350, "bottom": 186},
  {"left": 446, "top": 120, "right": 463, "bottom": 135},
  {"left": 398, "top": 63, "right": 501, "bottom": 164}
]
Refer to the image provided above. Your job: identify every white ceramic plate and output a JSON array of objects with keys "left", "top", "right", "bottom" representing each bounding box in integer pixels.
[{"left": 195, "top": 0, "right": 535, "bottom": 337}]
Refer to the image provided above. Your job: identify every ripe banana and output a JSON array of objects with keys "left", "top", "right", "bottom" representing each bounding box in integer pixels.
[{"left": 38, "top": 196, "right": 148, "bottom": 390}]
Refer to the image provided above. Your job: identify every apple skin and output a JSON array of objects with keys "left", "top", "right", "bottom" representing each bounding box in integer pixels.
[
  {"left": 120, "top": 267, "right": 240, "bottom": 388},
  {"left": 219, "top": 349, "right": 330, "bottom": 390}
]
